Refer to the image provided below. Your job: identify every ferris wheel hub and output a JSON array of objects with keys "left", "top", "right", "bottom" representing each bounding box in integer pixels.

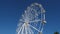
[{"left": 25, "top": 22, "right": 29, "bottom": 27}]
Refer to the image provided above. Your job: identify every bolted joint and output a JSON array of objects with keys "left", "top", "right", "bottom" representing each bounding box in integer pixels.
[{"left": 42, "top": 20, "right": 46, "bottom": 24}]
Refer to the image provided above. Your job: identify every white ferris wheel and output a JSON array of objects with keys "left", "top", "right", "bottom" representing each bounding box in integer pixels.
[{"left": 16, "top": 3, "right": 46, "bottom": 34}]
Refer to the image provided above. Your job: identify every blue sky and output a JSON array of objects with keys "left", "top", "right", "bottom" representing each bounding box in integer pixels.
[{"left": 0, "top": 0, "right": 60, "bottom": 34}]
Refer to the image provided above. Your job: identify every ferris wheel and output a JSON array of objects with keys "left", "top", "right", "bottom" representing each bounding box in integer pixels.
[{"left": 16, "top": 3, "right": 46, "bottom": 34}]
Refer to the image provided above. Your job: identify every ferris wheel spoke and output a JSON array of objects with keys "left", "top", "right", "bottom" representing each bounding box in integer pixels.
[
  {"left": 25, "top": 26, "right": 28, "bottom": 34},
  {"left": 17, "top": 23, "right": 25, "bottom": 34},
  {"left": 17, "top": 25, "right": 23, "bottom": 34},
  {"left": 28, "top": 24, "right": 40, "bottom": 32},
  {"left": 30, "top": 19, "right": 41, "bottom": 23},
  {"left": 21, "top": 25, "right": 24, "bottom": 34},
  {"left": 27, "top": 27, "right": 31, "bottom": 34},
  {"left": 19, "top": 19, "right": 25, "bottom": 22},
  {"left": 28, "top": 27, "right": 34, "bottom": 34}
]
